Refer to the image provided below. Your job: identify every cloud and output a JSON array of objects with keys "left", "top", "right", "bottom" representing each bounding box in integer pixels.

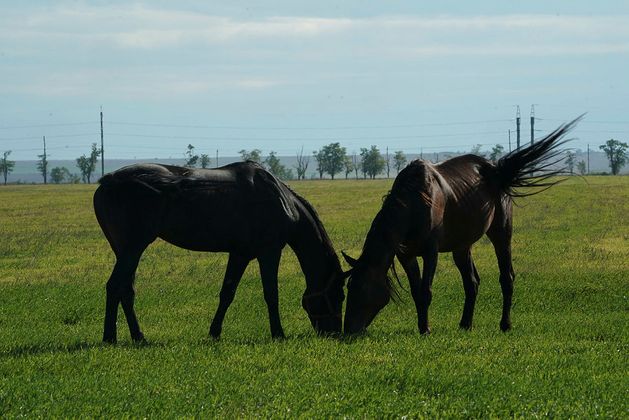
[
  {"left": 1, "top": 4, "right": 628, "bottom": 100},
  {"left": 2, "top": 5, "right": 628, "bottom": 54},
  {"left": 396, "top": 43, "right": 629, "bottom": 58},
  {"left": 0, "top": 67, "right": 288, "bottom": 99}
]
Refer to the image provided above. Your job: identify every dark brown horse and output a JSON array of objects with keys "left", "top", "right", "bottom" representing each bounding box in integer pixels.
[
  {"left": 343, "top": 118, "right": 580, "bottom": 335},
  {"left": 94, "top": 161, "right": 345, "bottom": 343}
]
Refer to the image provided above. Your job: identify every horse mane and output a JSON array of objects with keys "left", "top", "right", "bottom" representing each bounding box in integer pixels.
[
  {"left": 283, "top": 183, "right": 340, "bottom": 264},
  {"left": 360, "top": 160, "right": 437, "bottom": 300},
  {"left": 351, "top": 190, "right": 407, "bottom": 301}
]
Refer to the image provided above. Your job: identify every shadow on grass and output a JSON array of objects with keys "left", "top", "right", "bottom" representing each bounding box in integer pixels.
[
  {"left": 2, "top": 326, "right": 470, "bottom": 358},
  {"left": 0, "top": 340, "right": 168, "bottom": 359}
]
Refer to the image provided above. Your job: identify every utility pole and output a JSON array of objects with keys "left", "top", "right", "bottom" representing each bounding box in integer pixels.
[
  {"left": 100, "top": 106, "right": 104, "bottom": 177},
  {"left": 508, "top": 129, "right": 512, "bottom": 152},
  {"left": 216, "top": 149, "right": 219, "bottom": 168},
  {"left": 42, "top": 136, "right": 47, "bottom": 184},
  {"left": 516, "top": 105, "right": 521, "bottom": 149},
  {"left": 587, "top": 144, "right": 590, "bottom": 174},
  {"left": 530, "top": 104, "right": 535, "bottom": 146}
]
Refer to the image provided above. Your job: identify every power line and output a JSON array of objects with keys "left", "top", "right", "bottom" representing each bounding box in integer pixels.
[
  {"left": 0, "top": 122, "right": 98, "bottom": 130},
  {"left": 537, "top": 118, "right": 629, "bottom": 125},
  {"left": 104, "top": 130, "right": 507, "bottom": 142},
  {"left": 106, "top": 119, "right": 513, "bottom": 130},
  {"left": 8, "top": 145, "right": 90, "bottom": 153},
  {"left": 0, "top": 133, "right": 99, "bottom": 142}
]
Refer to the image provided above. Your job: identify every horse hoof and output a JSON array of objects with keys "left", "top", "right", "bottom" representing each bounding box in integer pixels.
[
  {"left": 132, "top": 334, "right": 147, "bottom": 344},
  {"left": 419, "top": 326, "right": 431, "bottom": 335},
  {"left": 209, "top": 324, "right": 222, "bottom": 338},
  {"left": 500, "top": 320, "right": 512, "bottom": 332},
  {"left": 459, "top": 322, "right": 473, "bottom": 331}
]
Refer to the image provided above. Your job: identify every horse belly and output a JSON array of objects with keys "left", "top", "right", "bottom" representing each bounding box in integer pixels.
[
  {"left": 156, "top": 200, "right": 290, "bottom": 255},
  {"left": 158, "top": 220, "right": 244, "bottom": 253},
  {"left": 438, "top": 205, "right": 495, "bottom": 252}
]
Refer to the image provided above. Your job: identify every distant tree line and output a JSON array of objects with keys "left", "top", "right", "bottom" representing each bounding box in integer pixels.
[
  {"left": 0, "top": 138, "right": 627, "bottom": 185},
  {"left": 309, "top": 143, "right": 408, "bottom": 180}
]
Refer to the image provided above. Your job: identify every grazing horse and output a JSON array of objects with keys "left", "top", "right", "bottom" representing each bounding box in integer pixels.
[
  {"left": 93, "top": 161, "right": 345, "bottom": 343},
  {"left": 343, "top": 118, "right": 580, "bottom": 335}
]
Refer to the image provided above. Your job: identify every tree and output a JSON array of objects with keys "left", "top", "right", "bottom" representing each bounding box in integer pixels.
[
  {"left": 239, "top": 149, "right": 262, "bottom": 163},
  {"left": 76, "top": 143, "right": 101, "bottom": 184},
  {"left": 599, "top": 139, "right": 628, "bottom": 175},
  {"left": 50, "top": 167, "right": 68, "bottom": 184},
  {"left": 200, "top": 154, "right": 211, "bottom": 169},
  {"left": 343, "top": 155, "right": 354, "bottom": 179},
  {"left": 313, "top": 142, "right": 346, "bottom": 179},
  {"left": 352, "top": 153, "right": 360, "bottom": 179},
  {"left": 360, "top": 157, "right": 368, "bottom": 179},
  {"left": 264, "top": 151, "right": 293, "bottom": 180},
  {"left": 50, "top": 167, "right": 63, "bottom": 184},
  {"left": 294, "top": 147, "right": 310, "bottom": 180},
  {"left": 313, "top": 149, "right": 325, "bottom": 179},
  {"left": 489, "top": 144, "right": 504, "bottom": 163},
  {"left": 50, "top": 167, "right": 76, "bottom": 184},
  {"left": 470, "top": 144, "right": 485, "bottom": 157},
  {"left": 576, "top": 160, "right": 587, "bottom": 175},
  {"left": 565, "top": 151, "right": 577, "bottom": 174},
  {"left": 37, "top": 151, "right": 48, "bottom": 184},
  {"left": 393, "top": 150, "right": 407, "bottom": 174},
  {"left": 184, "top": 144, "right": 199, "bottom": 168},
  {"left": 0, "top": 151, "right": 15, "bottom": 185},
  {"left": 360, "top": 146, "right": 385, "bottom": 179}
]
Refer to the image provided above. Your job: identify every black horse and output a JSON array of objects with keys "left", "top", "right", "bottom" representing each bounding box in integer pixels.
[
  {"left": 343, "top": 118, "right": 580, "bottom": 335},
  {"left": 94, "top": 161, "right": 345, "bottom": 343}
]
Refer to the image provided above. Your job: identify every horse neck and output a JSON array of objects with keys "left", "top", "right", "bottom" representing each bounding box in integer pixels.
[
  {"left": 288, "top": 215, "right": 340, "bottom": 292},
  {"left": 361, "top": 203, "right": 408, "bottom": 271}
]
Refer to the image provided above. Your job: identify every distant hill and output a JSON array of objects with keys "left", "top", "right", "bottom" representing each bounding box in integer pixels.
[{"left": 4, "top": 150, "right": 622, "bottom": 184}]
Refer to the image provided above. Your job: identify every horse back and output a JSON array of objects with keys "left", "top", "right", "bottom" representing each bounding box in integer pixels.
[{"left": 94, "top": 162, "right": 299, "bottom": 257}]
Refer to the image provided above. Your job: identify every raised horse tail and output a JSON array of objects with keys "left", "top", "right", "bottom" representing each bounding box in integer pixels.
[{"left": 490, "top": 115, "right": 583, "bottom": 198}]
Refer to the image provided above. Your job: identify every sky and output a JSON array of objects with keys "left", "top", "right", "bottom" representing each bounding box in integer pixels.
[{"left": 1, "top": 1, "right": 628, "bottom": 160}]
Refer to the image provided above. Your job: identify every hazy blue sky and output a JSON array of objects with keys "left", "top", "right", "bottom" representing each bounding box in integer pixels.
[{"left": 1, "top": 1, "right": 628, "bottom": 160}]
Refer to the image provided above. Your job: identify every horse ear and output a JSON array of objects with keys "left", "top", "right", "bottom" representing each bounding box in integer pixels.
[{"left": 341, "top": 251, "right": 358, "bottom": 268}]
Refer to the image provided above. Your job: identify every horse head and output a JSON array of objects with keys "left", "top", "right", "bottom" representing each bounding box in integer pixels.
[
  {"left": 342, "top": 251, "right": 392, "bottom": 335},
  {"left": 301, "top": 264, "right": 348, "bottom": 335}
]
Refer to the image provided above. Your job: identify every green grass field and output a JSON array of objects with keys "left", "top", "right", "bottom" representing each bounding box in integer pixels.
[{"left": 1, "top": 177, "right": 627, "bottom": 417}]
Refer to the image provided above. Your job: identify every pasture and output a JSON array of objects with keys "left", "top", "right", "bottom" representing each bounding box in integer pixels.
[{"left": 0, "top": 177, "right": 627, "bottom": 417}]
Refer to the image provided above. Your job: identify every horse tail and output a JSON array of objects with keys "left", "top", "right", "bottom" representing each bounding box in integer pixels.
[{"left": 490, "top": 115, "right": 583, "bottom": 197}]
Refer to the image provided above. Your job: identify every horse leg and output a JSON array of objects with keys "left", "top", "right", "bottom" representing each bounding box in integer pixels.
[
  {"left": 209, "top": 253, "right": 250, "bottom": 339},
  {"left": 486, "top": 232, "right": 515, "bottom": 332},
  {"left": 419, "top": 247, "right": 438, "bottom": 334},
  {"left": 397, "top": 253, "right": 425, "bottom": 333},
  {"left": 258, "top": 249, "right": 285, "bottom": 339},
  {"left": 487, "top": 204, "right": 515, "bottom": 332},
  {"left": 453, "top": 248, "right": 480, "bottom": 330},
  {"left": 103, "top": 249, "right": 145, "bottom": 343}
]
